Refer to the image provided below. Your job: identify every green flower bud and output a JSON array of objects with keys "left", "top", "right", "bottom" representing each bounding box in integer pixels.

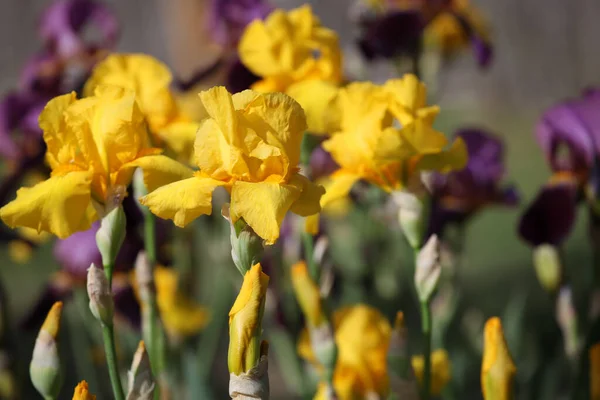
[
  {"left": 87, "top": 264, "right": 114, "bottom": 326},
  {"left": 414, "top": 235, "right": 441, "bottom": 303},
  {"left": 222, "top": 204, "right": 264, "bottom": 275},
  {"left": 532, "top": 244, "right": 562, "bottom": 293},
  {"left": 30, "top": 302, "right": 63, "bottom": 400},
  {"left": 95, "top": 205, "right": 126, "bottom": 269}
]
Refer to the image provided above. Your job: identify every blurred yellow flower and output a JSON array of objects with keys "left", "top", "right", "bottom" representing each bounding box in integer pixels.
[
  {"left": 239, "top": 5, "right": 342, "bottom": 93},
  {"left": 133, "top": 266, "right": 209, "bottom": 339},
  {"left": 84, "top": 53, "right": 200, "bottom": 163},
  {"left": 320, "top": 74, "right": 466, "bottom": 209},
  {"left": 0, "top": 87, "right": 184, "bottom": 238},
  {"left": 298, "top": 305, "right": 391, "bottom": 399},
  {"left": 72, "top": 381, "right": 96, "bottom": 400},
  {"left": 228, "top": 263, "right": 269, "bottom": 375},
  {"left": 8, "top": 227, "right": 52, "bottom": 264},
  {"left": 481, "top": 317, "right": 516, "bottom": 400},
  {"left": 239, "top": 5, "right": 343, "bottom": 134},
  {"left": 290, "top": 261, "right": 325, "bottom": 327},
  {"left": 140, "top": 87, "right": 324, "bottom": 244},
  {"left": 412, "top": 349, "right": 452, "bottom": 396}
]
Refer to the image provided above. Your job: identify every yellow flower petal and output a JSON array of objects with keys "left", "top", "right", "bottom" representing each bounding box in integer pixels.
[
  {"left": 121, "top": 155, "right": 194, "bottom": 192},
  {"left": 230, "top": 180, "right": 302, "bottom": 245},
  {"left": 412, "top": 135, "right": 468, "bottom": 174},
  {"left": 157, "top": 120, "right": 199, "bottom": 164},
  {"left": 319, "top": 171, "right": 361, "bottom": 209},
  {"left": 39, "top": 92, "right": 81, "bottom": 169},
  {"left": 482, "top": 317, "right": 516, "bottom": 400},
  {"left": 286, "top": 80, "right": 338, "bottom": 134},
  {"left": 72, "top": 380, "right": 96, "bottom": 400},
  {"left": 139, "top": 175, "right": 224, "bottom": 227},
  {"left": 384, "top": 74, "right": 439, "bottom": 126},
  {"left": 288, "top": 173, "right": 325, "bottom": 217},
  {"left": 412, "top": 349, "right": 452, "bottom": 396},
  {"left": 1, "top": 171, "right": 94, "bottom": 239},
  {"left": 290, "top": 261, "right": 324, "bottom": 327}
]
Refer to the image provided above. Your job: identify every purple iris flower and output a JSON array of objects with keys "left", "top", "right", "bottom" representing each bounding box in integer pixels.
[
  {"left": 39, "top": 0, "right": 119, "bottom": 59},
  {"left": 209, "top": 0, "right": 273, "bottom": 48},
  {"left": 519, "top": 89, "right": 600, "bottom": 247},
  {"left": 428, "top": 128, "right": 518, "bottom": 236}
]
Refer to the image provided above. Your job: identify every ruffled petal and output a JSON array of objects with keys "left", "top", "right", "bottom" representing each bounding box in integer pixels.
[
  {"left": 140, "top": 175, "right": 224, "bottom": 227},
  {"left": 288, "top": 173, "right": 325, "bottom": 216},
  {"left": 230, "top": 180, "right": 302, "bottom": 244},
  {"left": 0, "top": 171, "right": 94, "bottom": 238},
  {"left": 286, "top": 79, "right": 338, "bottom": 134},
  {"left": 119, "top": 154, "right": 194, "bottom": 192},
  {"left": 39, "top": 92, "right": 80, "bottom": 168}
]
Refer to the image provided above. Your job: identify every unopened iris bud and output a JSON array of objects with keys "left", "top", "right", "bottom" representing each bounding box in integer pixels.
[
  {"left": 291, "top": 261, "right": 325, "bottom": 327},
  {"left": 532, "top": 244, "right": 562, "bottom": 293},
  {"left": 127, "top": 341, "right": 155, "bottom": 400},
  {"left": 223, "top": 205, "right": 265, "bottom": 275},
  {"left": 556, "top": 287, "right": 579, "bottom": 361},
  {"left": 72, "top": 380, "right": 96, "bottom": 400},
  {"left": 229, "top": 264, "right": 269, "bottom": 375},
  {"left": 415, "top": 235, "right": 441, "bottom": 303},
  {"left": 30, "top": 302, "right": 64, "bottom": 400},
  {"left": 87, "top": 264, "right": 114, "bottom": 326},
  {"left": 481, "top": 317, "right": 516, "bottom": 400},
  {"left": 95, "top": 205, "right": 126, "bottom": 269},
  {"left": 394, "top": 186, "right": 429, "bottom": 250}
]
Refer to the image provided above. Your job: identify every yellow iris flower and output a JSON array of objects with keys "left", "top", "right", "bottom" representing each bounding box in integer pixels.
[
  {"left": 412, "top": 349, "right": 452, "bottom": 396},
  {"left": 290, "top": 260, "right": 325, "bottom": 327},
  {"left": 319, "top": 74, "right": 467, "bottom": 209},
  {"left": 140, "top": 87, "right": 324, "bottom": 245},
  {"left": 239, "top": 5, "right": 343, "bottom": 134},
  {"left": 298, "top": 305, "right": 391, "bottom": 399},
  {"left": 0, "top": 87, "right": 185, "bottom": 239},
  {"left": 84, "top": 53, "right": 200, "bottom": 163},
  {"left": 132, "top": 266, "right": 209, "bottom": 339},
  {"left": 72, "top": 381, "right": 96, "bottom": 400}
]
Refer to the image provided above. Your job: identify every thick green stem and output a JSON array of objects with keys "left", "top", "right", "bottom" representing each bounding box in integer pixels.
[
  {"left": 420, "top": 300, "right": 432, "bottom": 400},
  {"left": 102, "top": 323, "right": 125, "bottom": 400}
]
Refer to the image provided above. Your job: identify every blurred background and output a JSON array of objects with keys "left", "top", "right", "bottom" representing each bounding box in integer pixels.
[{"left": 0, "top": 0, "right": 596, "bottom": 399}]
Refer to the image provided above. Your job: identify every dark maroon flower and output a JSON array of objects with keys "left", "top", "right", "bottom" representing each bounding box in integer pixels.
[
  {"left": 428, "top": 128, "right": 518, "bottom": 236},
  {"left": 209, "top": 0, "right": 273, "bottom": 48},
  {"left": 0, "top": 92, "right": 47, "bottom": 159},
  {"left": 518, "top": 180, "right": 579, "bottom": 247},
  {"left": 39, "top": 0, "right": 119, "bottom": 59},
  {"left": 226, "top": 59, "right": 261, "bottom": 94}
]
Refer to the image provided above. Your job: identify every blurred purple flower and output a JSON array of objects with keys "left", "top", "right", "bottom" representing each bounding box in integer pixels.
[
  {"left": 209, "top": 0, "right": 273, "bottom": 48},
  {"left": 0, "top": 92, "right": 46, "bottom": 159},
  {"left": 39, "top": 0, "right": 119, "bottom": 59},
  {"left": 428, "top": 128, "right": 518, "bottom": 236},
  {"left": 518, "top": 180, "right": 578, "bottom": 247},
  {"left": 309, "top": 143, "right": 339, "bottom": 181}
]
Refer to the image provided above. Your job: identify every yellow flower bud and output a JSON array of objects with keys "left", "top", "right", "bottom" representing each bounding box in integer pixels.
[
  {"left": 590, "top": 343, "right": 600, "bottom": 400},
  {"left": 228, "top": 263, "right": 270, "bottom": 375},
  {"left": 412, "top": 349, "right": 451, "bottom": 396},
  {"left": 30, "top": 302, "right": 64, "bottom": 400},
  {"left": 481, "top": 317, "right": 516, "bottom": 400},
  {"left": 72, "top": 380, "right": 96, "bottom": 400},
  {"left": 291, "top": 261, "right": 325, "bottom": 327}
]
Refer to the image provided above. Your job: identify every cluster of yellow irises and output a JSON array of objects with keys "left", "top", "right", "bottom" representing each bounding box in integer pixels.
[{"left": 1, "top": 5, "right": 516, "bottom": 400}]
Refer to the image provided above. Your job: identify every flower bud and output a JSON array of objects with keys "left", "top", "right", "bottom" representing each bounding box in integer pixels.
[
  {"left": 291, "top": 261, "right": 325, "bottom": 327},
  {"left": 87, "top": 264, "right": 114, "bottom": 326},
  {"left": 127, "top": 341, "right": 155, "bottom": 400},
  {"left": 95, "top": 205, "right": 126, "bottom": 269},
  {"left": 228, "top": 264, "right": 269, "bottom": 376},
  {"left": 590, "top": 343, "right": 600, "bottom": 400},
  {"left": 532, "top": 244, "right": 562, "bottom": 293},
  {"left": 394, "top": 190, "right": 428, "bottom": 250},
  {"left": 481, "top": 317, "right": 516, "bottom": 400},
  {"left": 223, "top": 205, "right": 265, "bottom": 275},
  {"left": 414, "top": 235, "right": 441, "bottom": 303},
  {"left": 556, "top": 287, "right": 579, "bottom": 362},
  {"left": 72, "top": 380, "right": 96, "bottom": 400},
  {"left": 30, "top": 302, "right": 64, "bottom": 400},
  {"left": 229, "top": 341, "right": 269, "bottom": 399}
]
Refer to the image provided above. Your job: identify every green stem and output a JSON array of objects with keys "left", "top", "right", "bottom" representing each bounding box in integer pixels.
[
  {"left": 144, "top": 212, "right": 157, "bottom": 266},
  {"left": 420, "top": 300, "right": 432, "bottom": 400},
  {"left": 102, "top": 324, "right": 125, "bottom": 400}
]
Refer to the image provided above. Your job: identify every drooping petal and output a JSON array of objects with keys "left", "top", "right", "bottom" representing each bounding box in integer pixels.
[
  {"left": 139, "top": 175, "right": 224, "bottom": 227},
  {"left": 118, "top": 155, "right": 194, "bottom": 192},
  {"left": 320, "top": 170, "right": 362, "bottom": 209},
  {"left": 288, "top": 173, "right": 325, "bottom": 216},
  {"left": 0, "top": 171, "right": 94, "bottom": 238},
  {"left": 230, "top": 180, "right": 302, "bottom": 244}
]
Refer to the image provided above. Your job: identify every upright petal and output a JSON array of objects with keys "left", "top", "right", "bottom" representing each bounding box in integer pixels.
[
  {"left": 1, "top": 171, "right": 94, "bottom": 238},
  {"left": 39, "top": 92, "right": 80, "bottom": 169},
  {"left": 230, "top": 180, "right": 302, "bottom": 244},
  {"left": 140, "top": 175, "right": 224, "bottom": 227}
]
